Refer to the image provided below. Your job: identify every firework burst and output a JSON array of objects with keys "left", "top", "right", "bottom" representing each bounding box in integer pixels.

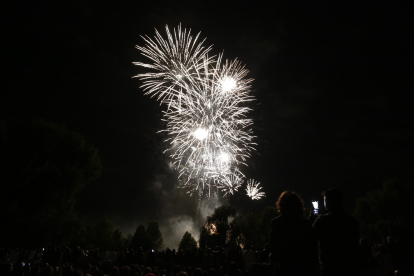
[
  {"left": 133, "top": 24, "right": 262, "bottom": 199},
  {"left": 163, "top": 54, "right": 255, "bottom": 183},
  {"left": 246, "top": 179, "right": 265, "bottom": 200},
  {"left": 133, "top": 24, "right": 214, "bottom": 105}
]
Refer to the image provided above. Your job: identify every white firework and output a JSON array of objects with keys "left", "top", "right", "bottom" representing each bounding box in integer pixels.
[
  {"left": 163, "top": 54, "right": 255, "bottom": 186},
  {"left": 217, "top": 169, "right": 244, "bottom": 198},
  {"left": 133, "top": 25, "right": 259, "bottom": 198},
  {"left": 246, "top": 179, "right": 265, "bottom": 200},
  {"left": 132, "top": 24, "right": 214, "bottom": 105}
]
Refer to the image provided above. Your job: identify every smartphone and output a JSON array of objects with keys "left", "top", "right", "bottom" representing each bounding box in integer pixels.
[
  {"left": 312, "top": 200, "right": 319, "bottom": 215},
  {"left": 22, "top": 262, "right": 25, "bottom": 267}
]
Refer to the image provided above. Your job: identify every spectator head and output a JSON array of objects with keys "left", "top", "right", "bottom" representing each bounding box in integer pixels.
[
  {"left": 207, "top": 268, "right": 216, "bottom": 276},
  {"left": 322, "top": 188, "right": 344, "bottom": 210},
  {"left": 144, "top": 267, "right": 153, "bottom": 275},
  {"left": 193, "top": 268, "right": 203, "bottom": 276},
  {"left": 387, "top": 236, "right": 396, "bottom": 244},
  {"left": 276, "top": 191, "right": 305, "bottom": 218},
  {"left": 110, "top": 266, "right": 119, "bottom": 276},
  {"left": 173, "top": 265, "right": 181, "bottom": 275},
  {"left": 152, "top": 268, "right": 160, "bottom": 276},
  {"left": 120, "top": 266, "right": 131, "bottom": 276},
  {"left": 71, "top": 268, "right": 83, "bottom": 276}
]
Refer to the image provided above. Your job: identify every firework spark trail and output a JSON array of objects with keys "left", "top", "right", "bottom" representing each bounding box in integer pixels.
[
  {"left": 163, "top": 56, "right": 255, "bottom": 183},
  {"left": 133, "top": 24, "right": 262, "bottom": 199},
  {"left": 133, "top": 25, "right": 214, "bottom": 105},
  {"left": 246, "top": 179, "right": 265, "bottom": 200},
  {"left": 217, "top": 168, "right": 244, "bottom": 197}
]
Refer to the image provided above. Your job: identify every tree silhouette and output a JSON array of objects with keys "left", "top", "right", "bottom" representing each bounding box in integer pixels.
[
  {"left": 179, "top": 231, "right": 197, "bottom": 251},
  {"left": 147, "top": 221, "right": 164, "bottom": 250},
  {"left": 200, "top": 204, "right": 278, "bottom": 249},
  {"left": 199, "top": 205, "right": 236, "bottom": 249},
  {"left": 0, "top": 118, "right": 101, "bottom": 247},
  {"left": 354, "top": 179, "right": 414, "bottom": 245},
  {"left": 131, "top": 224, "right": 150, "bottom": 250},
  {"left": 227, "top": 206, "right": 278, "bottom": 248}
]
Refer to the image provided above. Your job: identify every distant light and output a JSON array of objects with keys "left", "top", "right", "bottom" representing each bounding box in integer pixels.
[
  {"left": 194, "top": 128, "right": 208, "bottom": 140},
  {"left": 176, "top": 74, "right": 183, "bottom": 79},
  {"left": 221, "top": 78, "right": 237, "bottom": 92}
]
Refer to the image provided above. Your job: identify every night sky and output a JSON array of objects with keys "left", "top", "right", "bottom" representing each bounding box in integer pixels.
[{"left": 3, "top": 1, "right": 413, "bottom": 239}]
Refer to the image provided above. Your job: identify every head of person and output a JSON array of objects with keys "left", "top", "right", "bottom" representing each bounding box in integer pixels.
[
  {"left": 276, "top": 191, "right": 305, "bottom": 218},
  {"left": 193, "top": 268, "right": 203, "bottom": 276},
  {"left": 323, "top": 188, "right": 344, "bottom": 211}
]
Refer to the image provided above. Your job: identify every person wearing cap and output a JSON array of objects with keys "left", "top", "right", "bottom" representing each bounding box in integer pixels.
[{"left": 312, "top": 189, "right": 360, "bottom": 276}]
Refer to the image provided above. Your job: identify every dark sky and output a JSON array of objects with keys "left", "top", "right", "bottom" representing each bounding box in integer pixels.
[{"left": 3, "top": 1, "right": 413, "bottom": 237}]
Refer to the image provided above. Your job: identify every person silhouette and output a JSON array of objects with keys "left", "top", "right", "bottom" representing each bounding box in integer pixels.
[
  {"left": 313, "top": 188, "right": 360, "bottom": 276},
  {"left": 269, "top": 191, "right": 318, "bottom": 276}
]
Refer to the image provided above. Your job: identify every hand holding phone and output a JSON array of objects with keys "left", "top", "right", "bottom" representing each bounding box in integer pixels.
[{"left": 312, "top": 200, "right": 319, "bottom": 215}]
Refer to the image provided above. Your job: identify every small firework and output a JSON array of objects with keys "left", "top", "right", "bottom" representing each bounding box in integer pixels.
[
  {"left": 246, "top": 179, "right": 265, "bottom": 200},
  {"left": 217, "top": 169, "right": 244, "bottom": 197}
]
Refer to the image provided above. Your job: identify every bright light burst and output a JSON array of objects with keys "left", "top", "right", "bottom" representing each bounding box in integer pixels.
[
  {"left": 221, "top": 78, "right": 237, "bottom": 92},
  {"left": 219, "top": 152, "right": 230, "bottom": 163},
  {"left": 133, "top": 24, "right": 263, "bottom": 199},
  {"left": 246, "top": 179, "right": 265, "bottom": 200},
  {"left": 205, "top": 222, "right": 218, "bottom": 235},
  {"left": 193, "top": 128, "right": 208, "bottom": 141}
]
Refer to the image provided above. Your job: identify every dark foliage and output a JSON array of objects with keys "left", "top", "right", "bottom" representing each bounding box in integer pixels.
[
  {"left": 147, "top": 221, "right": 164, "bottom": 250},
  {"left": 199, "top": 204, "right": 278, "bottom": 249},
  {"left": 0, "top": 118, "right": 101, "bottom": 247},
  {"left": 179, "top": 231, "right": 197, "bottom": 251},
  {"left": 354, "top": 179, "right": 414, "bottom": 246},
  {"left": 131, "top": 222, "right": 164, "bottom": 251}
]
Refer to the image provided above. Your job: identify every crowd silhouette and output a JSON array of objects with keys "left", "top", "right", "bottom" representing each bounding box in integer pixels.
[{"left": 1, "top": 189, "right": 413, "bottom": 276}]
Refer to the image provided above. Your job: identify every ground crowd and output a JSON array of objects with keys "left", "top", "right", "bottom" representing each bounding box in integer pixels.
[{"left": 1, "top": 189, "right": 413, "bottom": 276}]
